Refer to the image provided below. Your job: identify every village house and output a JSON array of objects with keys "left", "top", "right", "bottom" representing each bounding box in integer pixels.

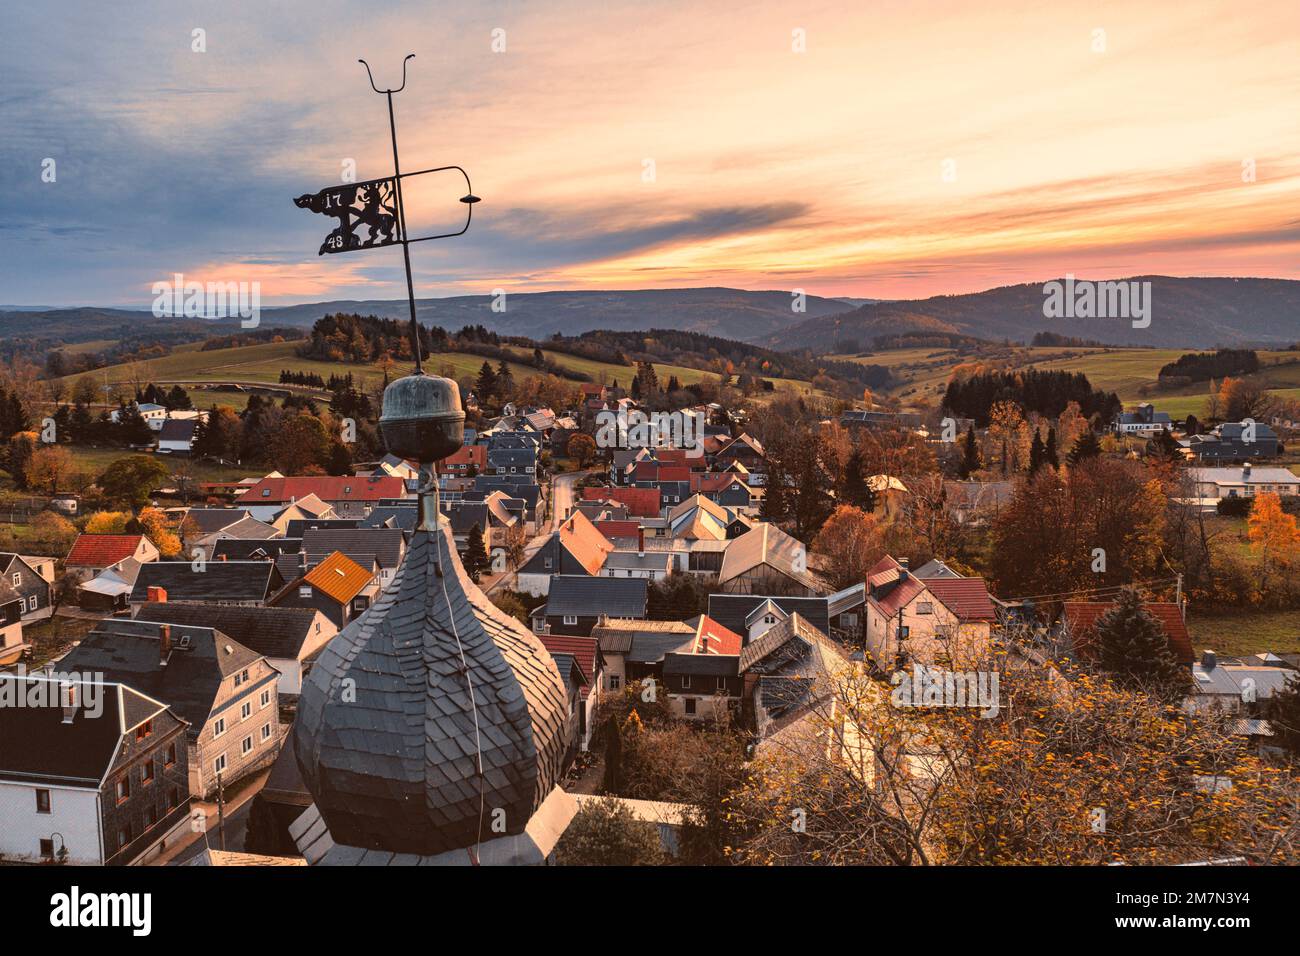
[
  {"left": 590, "top": 617, "right": 696, "bottom": 693},
  {"left": 1113, "top": 402, "right": 1174, "bottom": 436},
  {"left": 0, "top": 552, "right": 53, "bottom": 622},
  {"left": 579, "top": 485, "right": 662, "bottom": 519},
  {"left": 156, "top": 417, "right": 199, "bottom": 455},
  {"left": 531, "top": 575, "right": 648, "bottom": 638},
  {"left": 301, "top": 527, "right": 406, "bottom": 593},
  {"left": 134, "top": 601, "right": 337, "bottom": 697},
  {"left": 864, "top": 556, "right": 997, "bottom": 670},
  {"left": 1187, "top": 421, "right": 1283, "bottom": 461},
  {"left": 61, "top": 619, "right": 281, "bottom": 799},
  {"left": 1189, "top": 463, "right": 1300, "bottom": 502},
  {"left": 516, "top": 510, "right": 613, "bottom": 597},
  {"left": 0, "top": 675, "right": 191, "bottom": 865},
  {"left": 0, "top": 582, "right": 26, "bottom": 666},
  {"left": 238, "top": 475, "right": 408, "bottom": 519},
  {"left": 717, "top": 523, "right": 825, "bottom": 596},
  {"left": 1062, "top": 600, "right": 1195, "bottom": 670},
  {"left": 269, "top": 550, "right": 376, "bottom": 630},
  {"left": 65, "top": 533, "right": 160, "bottom": 582},
  {"left": 537, "top": 634, "right": 605, "bottom": 752},
  {"left": 708, "top": 584, "right": 866, "bottom": 646},
  {"left": 1186, "top": 650, "right": 1297, "bottom": 720},
  {"left": 129, "top": 561, "right": 286, "bottom": 608},
  {"left": 661, "top": 615, "right": 745, "bottom": 721}
]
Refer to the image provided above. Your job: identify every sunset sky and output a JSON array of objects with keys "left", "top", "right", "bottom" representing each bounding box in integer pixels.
[{"left": 2, "top": 0, "right": 1298, "bottom": 307}]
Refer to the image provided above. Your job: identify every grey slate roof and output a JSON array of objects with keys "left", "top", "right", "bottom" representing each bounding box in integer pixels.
[
  {"left": 542, "top": 575, "right": 647, "bottom": 619},
  {"left": 302, "top": 528, "right": 405, "bottom": 569},
  {"left": 663, "top": 652, "right": 739, "bottom": 677},
  {"left": 60, "top": 619, "right": 263, "bottom": 741},
  {"left": 211, "top": 538, "right": 302, "bottom": 562},
  {"left": 134, "top": 601, "right": 322, "bottom": 659},
  {"left": 184, "top": 508, "right": 252, "bottom": 534},
  {"left": 129, "top": 561, "right": 284, "bottom": 604},
  {"left": 294, "top": 516, "right": 569, "bottom": 857},
  {"left": 361, "top": 505, "right": 419, "bottom": 531},
  {"left": 0, "top": 677, "right": 169, "bottom": 785},
  {"left": 285, "top": 518, "right": 360, "bottom": 538},
  {"left": 707, "top": 594, "right": 831, "bottom": 637}
]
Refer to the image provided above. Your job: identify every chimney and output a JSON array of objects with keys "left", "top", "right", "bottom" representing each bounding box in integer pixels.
[
  {"left": 638, "top": 526, "right": 645, "bottom": 555},
  {"left": 1202, "top": 649, "right": 1217, "bottom": 670},
  {"left": 159, "top": 624, "right": 172, "bottom": 666},
  {"left": 898, "top": 557, "right": 909, "bottom": 580},
  {"left": 1243, "top": 462, "right": 1252, "bottom": 481},
  {"left": 147, "top": 585, "right": 167, "bottom": 603},
  {"left": 60, "top": 682, "right": 78, "bottom": 724}
]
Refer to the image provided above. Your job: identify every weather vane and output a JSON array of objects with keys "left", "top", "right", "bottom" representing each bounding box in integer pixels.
[{"left": 294, "top": 54, "right": 480, "bottom": 371}]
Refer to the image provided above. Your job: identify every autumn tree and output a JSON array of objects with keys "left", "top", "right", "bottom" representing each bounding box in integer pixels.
[
  {"left": 554, "top": 799, "right": 666, "bottom": 866},
  {"left": 567, "top": 433, "right": 597, "bottom": 468},
  {"left": 137, "top": 507, "right": 182, "bottom": 558},
  {"left": 26, "top": 445, "right": 77, "bottom": 495},
  {"left": 1247, "top": 492, "right": 1300, "bottom": 604},
  {"left": 812, "top": 505, "right": 884, "bottom": 590},
  {"left": 84, "top": 510, "right": 131, "bottom": 534}
]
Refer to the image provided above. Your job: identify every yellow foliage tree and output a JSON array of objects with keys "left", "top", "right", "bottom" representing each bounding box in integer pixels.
[{"left": 83, "top": 511, "right": 131, "bottom": 534}]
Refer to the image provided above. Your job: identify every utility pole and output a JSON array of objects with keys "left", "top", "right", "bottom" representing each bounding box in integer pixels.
[{"left": 215, "top": 770, "right": 226, "bottom": 852}]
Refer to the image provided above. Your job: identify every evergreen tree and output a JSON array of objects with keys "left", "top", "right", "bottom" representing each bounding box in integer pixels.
[
  {"left": 166, "top": 385, "right": 193, "bottom": 410},
  {"left": 1265, "top": 672, "right": 1300, "bottom": 757},
  {"left": 959, "top": 424, "right": 981, "bottom": 479},
  {"left": 1151, "top": 427, "right": 1182, "bottom": 461},
  {"left": 69, "top": 402, "right": 94, "bottom": 443},
  {"left": 462, "top": 523, "right": 489, "bottom": 582},
  {"left": 601, "top": 716, "right": 624, "bottom": 794},
  {"left": 116, "top": 403, "right": 154, "bottom": 448},
  {"left": 1045, "top": 427, "right": 1059, "bottom": 469},
  {"left": 1028, "top": 430, "right": 1045, "bottom": 475},
  {"left": 495, "top": 360, "right": 514, "bottom": 403},
  {"left": 1067, "top": 429, "right": 1102, "bottom": 465},
  {"left": 533, "top": 347, "right": 545, "bottom": 368},
  {"left": 476, "top": 361, "right": 498, "bottom": 404},
  {"left": 840, "top": 447, "right": 870, "bottom": 508},
  {"left": 1093, "top": 586, "right": 1188, "bottom": 700}
]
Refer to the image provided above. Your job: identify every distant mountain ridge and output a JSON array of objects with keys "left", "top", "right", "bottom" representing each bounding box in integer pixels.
[
  {"left": 764, "top": 277, "right": 1300, "bottom": 351},
  {"left": 0, "top": 288, "right": 850, "bottom": 348}
]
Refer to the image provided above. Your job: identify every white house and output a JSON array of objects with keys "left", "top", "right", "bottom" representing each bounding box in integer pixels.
[{"left": 1189, "top": 463, "right": 1300, "bottom": 501}]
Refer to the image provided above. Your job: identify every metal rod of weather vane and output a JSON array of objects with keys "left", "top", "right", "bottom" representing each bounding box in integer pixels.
[{"left": 385, "top": 89, "right": 423, "bottom": 373}]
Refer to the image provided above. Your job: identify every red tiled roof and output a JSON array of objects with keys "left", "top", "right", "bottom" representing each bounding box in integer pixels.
[
  {"left": 926, "top": 577, "right": 997, "bottom": 622},
  {"left": 437, "top": 444, "right": 486, "bottom": 469},
  {"left": 581, "top": 486, "right": 661, "bottom": 518},
  {"left": 870, "top": 575, "right": 927, "bottom": 618},
  {"left": 66, "top": 534, "right": 147, "bottom": 568},
  {"left": 593, "top": 520, "right": 641, "bottom": 542},
  {"left": 579, "top": 384, "right": 606, "bottom": 396},
  {"left": 1063, "top": 601, "right": 1195, "bottom": 666},
  {"left": 539, "top": 634, "right": 600, "bottom": 685},
  {"left": 692, "top": 473, "right": 744, "bottom": 493},
  {"left": 692, "top": 615, "right": 743, "bottom": 656},
  {"left": 240, "top": 476, "right": 406, "bottom": 503}
]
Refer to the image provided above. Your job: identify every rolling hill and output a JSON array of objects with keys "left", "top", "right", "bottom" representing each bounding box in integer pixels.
[{"left": 766, "top": 277, "right": 1300, "bottom": 351}]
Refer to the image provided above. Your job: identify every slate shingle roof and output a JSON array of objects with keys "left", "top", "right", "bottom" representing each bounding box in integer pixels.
[
  {"left": 707, "top": 594, "right": 831, "bottom": 637},
  {"left": 0, "top": 677, "right": 171, "bottom": 785},
  {"left": 294, "top": 517, "right": 569, "bottom": 857},
  {"left": 543, "top": 575, "right": 647, "bottom": 619},
  {"left": 129, "top": 561, "right": 283, "bottom": 604},
  {"left": 134, "top": 601, "right": 322, "bottom": 659},
  {"left": 302, "top": 528, "right": 405, "bottom": 569},
  {"left": 60, "top": 619, "right": 263, "bottom": 741}
]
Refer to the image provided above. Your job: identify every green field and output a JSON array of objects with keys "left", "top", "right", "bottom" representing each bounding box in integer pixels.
[
  {"left": 832, "top": 345, "right": 1300, "bottom": 417},
  {"left": 1187, "top": 609, "right": 1300, "bottom": 656},
  {"left": 62, "top": 338, "right": 824, "bottom": 407}
]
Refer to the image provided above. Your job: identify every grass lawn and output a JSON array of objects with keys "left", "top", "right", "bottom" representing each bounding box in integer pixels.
[{"left": 1186, "top": 609, "right": 1300, "bottom": 656}]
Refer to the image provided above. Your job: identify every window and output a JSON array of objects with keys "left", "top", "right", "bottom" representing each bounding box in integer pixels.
[
  {"left": 684, "top": 698, "right": 696, "bottom": 715},
  {"left": 35, "top": 789, "right": 51, "bottom": 814},
  {"left": 142, "top": 760, "right": 155, "bottom": 783},
  {"left": 116, "top": 777, "right": 130, "bottom": 803},
  {"left": 39, "top": 838, "right": 54, "bottom": 860},
  {"left": 213, "top": 717, "right": 226, "bottom": 738},
  {"left": 241, "top": 736, "right": 253, "bottom": 756},
  {"left": 261, "top": 723, "right": 272, "bottom": 741},
  {"left": 608, "top": 675, "right": 621, "bottom": 691},
  {"left": 145, "top": 805, "right": 157, "bottom": 827},
  {"left": 315, "top": 622, "right": 321, "bottom": 633},
  {"left": 716, "top": 677, "right": 728, "bottom": 691},
  {"left": 261, "top": 489, "right": 270, "bottom": 497},
  {"left": 917, "top": 602, "right": 933, "bottom": 615},
  {"left": 299, "top": 586, "right": 312, "bottom": 598},
  {"left": 543, "top": 557, "right": 553, "bottom": 569},
  {"left": 261, "top": 689, "right": 271, "bottom": 709},
  {"left": 164, "top": 743, "right": 177, "bottom": 766},
  {"left": 167, "top": 788, "right": 179, "bottom": 810},
  {"left": 681, "top": 675, "right": 692, "bottom": 689},
  {"left": 213, "top": 753, "right": 227, "bottom": 775},
  {"left": 562, "top": 615, "right": 578, "bottom": 626},
  {"left": 241, "top": 701, "right": 251, "bottom": 720},
  {"left": 136, "top": 719, "right": 152, "bottom": 740},
  {"left": 11, "top": 572, "right": 19, "bottom": 587},
  {"left": 118, "top": 826, "right": 132, "bottom": 849}
]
